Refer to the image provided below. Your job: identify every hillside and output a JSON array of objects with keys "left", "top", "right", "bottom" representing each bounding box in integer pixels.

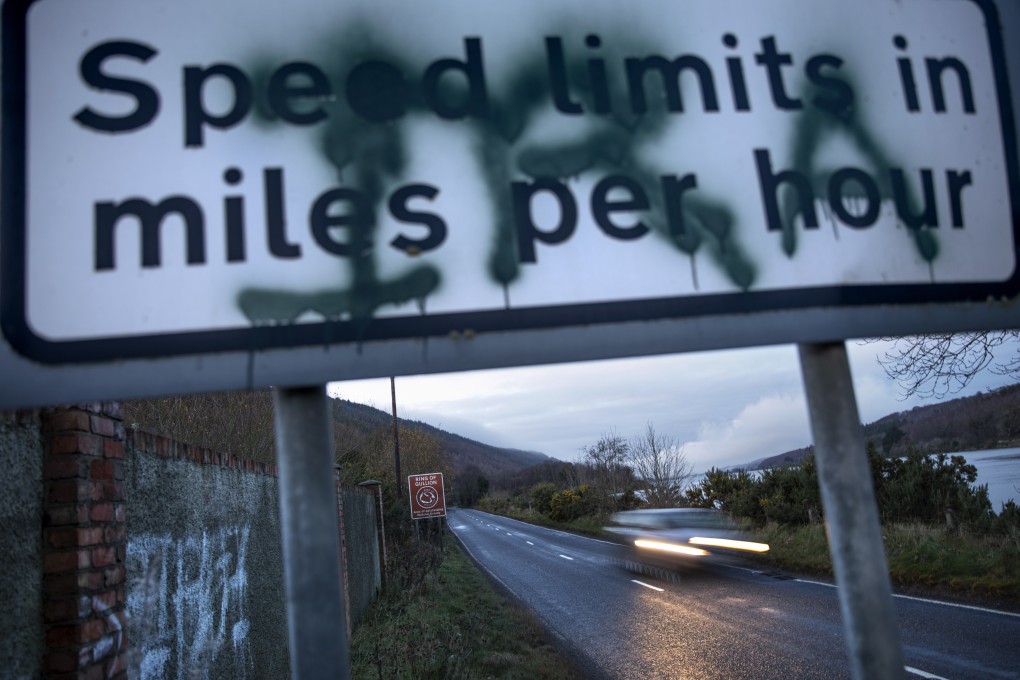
[
  {"left": 123, "top": 391, "right": 551, "bottom": 480},
  {"left": 753, "top": 383, "right": 1020, "bottom": 469},
  {"left": 334, "top": 399, "right": 551, "bottom": 479}
]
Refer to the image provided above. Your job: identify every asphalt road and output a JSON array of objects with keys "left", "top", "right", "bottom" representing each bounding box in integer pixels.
[{"left": 448, "top": 508, "right": 1020, "bottom": 680}]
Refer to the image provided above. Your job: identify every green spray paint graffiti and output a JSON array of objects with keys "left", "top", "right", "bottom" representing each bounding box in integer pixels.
[
  {"left": 779, "top": 76, "right": 939, "bottom": 266},
  {"left": 240, "top": 30, "right": 443, "bottom": 332},
  {"left": 235, "top": 26, "right": 938, "bottom": 332}
]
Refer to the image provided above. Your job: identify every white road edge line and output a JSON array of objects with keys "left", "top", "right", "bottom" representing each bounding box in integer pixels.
[
  {"left": 905, "top": 666, "right": 948, "bottom": 679},
  {"left": 559, "top": 554, "right": 574, "bottom": 561},
  {"left": 632, "top": 580, "right": 665, "bottom": 592},
  {"left": 447, "top": 524, "right": 518, "bottom": 596},
  {"left": 892, "top": 592, "right": 1020, "bottom": 619},
  {"left": 794, "top": 578, "right": 1020, "bottom": 619}
]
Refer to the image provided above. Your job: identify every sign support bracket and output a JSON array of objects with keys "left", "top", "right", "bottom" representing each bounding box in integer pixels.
[
  {"left": 798, "top": 342, "right": 906, "bottom": 679},
  {"left": 273, "top": 385, "right": 350, "bottom": 680}
]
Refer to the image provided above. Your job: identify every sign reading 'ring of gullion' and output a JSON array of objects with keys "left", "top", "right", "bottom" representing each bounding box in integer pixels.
[
  {"left": 408, "top": 473, "right": 446, "bottom": 520},
  {"left": 2, "top": 0, "right": 1017, "bottom": 367}
]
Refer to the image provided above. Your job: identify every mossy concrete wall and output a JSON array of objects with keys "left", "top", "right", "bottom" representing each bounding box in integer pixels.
[
  {"left": 0, "top": 410, "right": 43, "bottom": 680},
  {"left": 124, "top": 430, "right": 288, "bottom": 680}
]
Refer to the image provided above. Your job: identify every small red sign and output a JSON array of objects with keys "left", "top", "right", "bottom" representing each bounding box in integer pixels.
[{"left": 408, "top": 473, "right": 446, "bottom": 519}]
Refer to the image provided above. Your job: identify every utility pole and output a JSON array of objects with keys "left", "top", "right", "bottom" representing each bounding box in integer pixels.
[{"left": 391, "top": 376, "right": 402, "bottom": 499}]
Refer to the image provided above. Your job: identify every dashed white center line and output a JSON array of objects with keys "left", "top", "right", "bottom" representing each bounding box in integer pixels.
[
  {"left": 526, "top": 541, "right": 534, "bottom": 546},
  {"left": 559, "top": 554, "right": 574, "bottom": 561},
  {"left": 632, "top": 580, "right": 664, "bottom": 592}
]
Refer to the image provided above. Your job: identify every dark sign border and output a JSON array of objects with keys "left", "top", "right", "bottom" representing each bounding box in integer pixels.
[{"left": 3, "top": 0, "right": 1019, "bottom": 365}]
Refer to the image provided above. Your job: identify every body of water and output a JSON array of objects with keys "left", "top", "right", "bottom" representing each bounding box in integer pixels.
[
  {"left": 956, "top": 447, "right": 1020, "bottom": 511},
  {"left": 701, "top": 447, "right": 1020, "bottom": 513}
]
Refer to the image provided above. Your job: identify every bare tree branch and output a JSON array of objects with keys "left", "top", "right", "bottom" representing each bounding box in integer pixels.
[
  {"left": 627, "top": 422, "right": 693, "bottom": 508},
  {"left": 578, "top": 430, "right": 633, "bottom": 510},
  {"left": 866, "top": 331, "right": 1020, "bottom": 399}
]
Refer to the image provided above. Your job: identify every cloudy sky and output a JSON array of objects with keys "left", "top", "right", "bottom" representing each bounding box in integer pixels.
[{"left": 328, "top": 337, "right": 1019, "bottom": 473}]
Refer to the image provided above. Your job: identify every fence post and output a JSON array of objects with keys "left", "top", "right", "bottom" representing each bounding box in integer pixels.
[
  {"left": 358, "top": 480, "right": 387, "bottom": 588},
  {"left": 336, "top": 466, "right": 353, "bottom": 638}
]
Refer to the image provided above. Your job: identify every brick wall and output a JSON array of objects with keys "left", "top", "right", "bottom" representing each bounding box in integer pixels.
[{"left": 39, "top": 403, "right": 128, "bottom": 680}]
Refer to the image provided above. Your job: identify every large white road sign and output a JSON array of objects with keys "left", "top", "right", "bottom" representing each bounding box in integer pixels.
[{"left": 1, "top": 0, "right": 1018, "bottom": 406}]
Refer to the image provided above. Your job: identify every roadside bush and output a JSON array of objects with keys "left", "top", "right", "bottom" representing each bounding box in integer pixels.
[
  {"left": 477, "top": 494, "right": 512, "bottom": 515},
  {"left": 549, "top": 485, "right": 596, "bottom": 521},
  {"left": 685, "top": 467, "right": 762, "bottom": 519},
  {"left": 692, "top": 447, "right": 1000, "bottom": 532},
  {"left": 995, "top": 499, "right": 1020, "bottom": 537},
  {"left": 868, "top": 444, "right": 994, "bottom": 528},
  {"left": 530, "top": 483, "right": 557, "bottom": 515},
  {"left": 614, "top": 489, "right": 642, "bottom": 512},
  {"left": 684, "top": 460, "right": 826, "bottom": 526},
  {"left": 756, "top": 456, "right": 821, "bottom": 525}
]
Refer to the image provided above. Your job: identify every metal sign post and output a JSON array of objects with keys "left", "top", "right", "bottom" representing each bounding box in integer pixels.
[
  {"left": 391, "top": 377, "right": 403, "bottom": 499},
  {"left": 273, "top": 385, "right": 350, "bottom": 680},
  {"left": 798, "top": 343, "right": 906, "bottom": 680}
]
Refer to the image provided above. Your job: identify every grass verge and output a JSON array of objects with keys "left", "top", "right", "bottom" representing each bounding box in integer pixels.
[
  {"left": 747, "top": 521, "right": 1020, "bottom": 606},
  {"left": 350, "top": 540, "right": 584, "bottom": 679}
]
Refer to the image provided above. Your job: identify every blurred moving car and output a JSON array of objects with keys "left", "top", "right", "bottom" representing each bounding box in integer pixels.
[{"left": 605, "top": 508, "right": 769, "bottom": 568}]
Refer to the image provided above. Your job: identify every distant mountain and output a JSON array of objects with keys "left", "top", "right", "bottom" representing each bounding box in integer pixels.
[
  {"left": 334, "top": 399, "right": 552, "bottom": 479},
  {"left": 754, "top": 446, "right": 814, "bottom": 470},
  {"left": 746, "top": 383, "right": 1020, "bottom": 470}
]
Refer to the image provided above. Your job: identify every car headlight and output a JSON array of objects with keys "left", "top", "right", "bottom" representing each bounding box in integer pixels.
[
  {"left": 634, "top": 539, "right": 710, "bottom": 557},
  {"left": 688, "top": 537, "right": 770, "bottom": 553}
]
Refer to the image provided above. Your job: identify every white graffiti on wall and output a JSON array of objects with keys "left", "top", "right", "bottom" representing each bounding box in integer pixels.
[{"left": 127, "top": 526, "right": 252, "bottom": 680}]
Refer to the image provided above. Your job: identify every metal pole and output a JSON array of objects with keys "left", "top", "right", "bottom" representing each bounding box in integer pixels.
[
  {"left": 273, "top": 385, "right": 350, "bottom": 680},
  {"left": 391, "top": 376, "right": 403, "bottom": 499},
  {"left": 797, "top": 342, "right": 906, "bottom": 680}
]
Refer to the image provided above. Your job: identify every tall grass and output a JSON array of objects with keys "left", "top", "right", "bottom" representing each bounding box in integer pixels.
[
  {"left": 881, "top": 523, "right": 1020, "bottom": 600},
  {"left": 749, "top": 521, "right": 1020, "bottom": 604},
  {"left": 350, "top": 540, "right": 583, "bottom": 679}
]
